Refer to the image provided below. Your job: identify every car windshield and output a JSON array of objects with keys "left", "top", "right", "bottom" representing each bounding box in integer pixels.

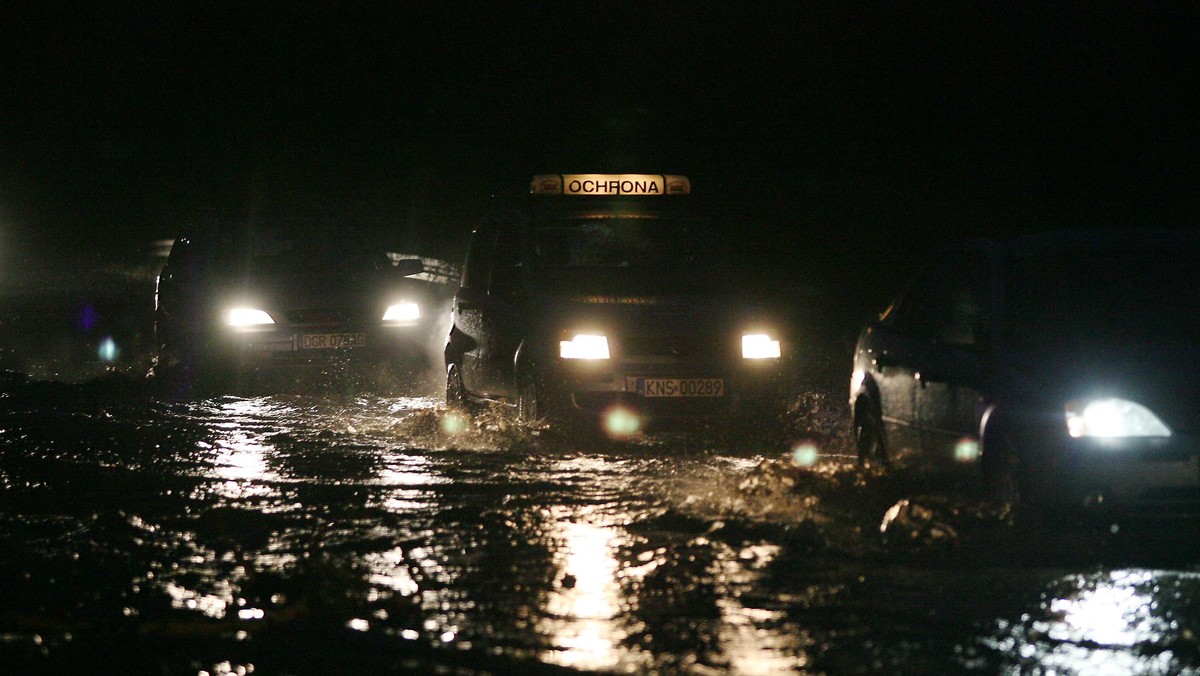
[
  {"left": 1006, "top": 242, "right": 1200, "bottom": 349},
  {"left": 210, "top": 226, "right": 387, "bottom": 276},
  {"left": 532, "top": 216, "right": 729, "bottom": 295}
]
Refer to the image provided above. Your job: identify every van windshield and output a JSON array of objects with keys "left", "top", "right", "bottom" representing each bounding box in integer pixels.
[{"left": 531, "top": 216, "right": 729, "bottom": 295}]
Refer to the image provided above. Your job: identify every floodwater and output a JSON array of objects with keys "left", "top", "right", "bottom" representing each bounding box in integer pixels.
[{"left": 2, "top": 288, "right": 1199, "bottom": 674}]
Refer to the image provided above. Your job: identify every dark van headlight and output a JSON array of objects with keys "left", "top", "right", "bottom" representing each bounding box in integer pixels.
[
  {"left": 741, "top": 333, "right": 781, "bottom": 360},
  {"left": 560, "top": 333, "right": 610, "bottom": 360}
]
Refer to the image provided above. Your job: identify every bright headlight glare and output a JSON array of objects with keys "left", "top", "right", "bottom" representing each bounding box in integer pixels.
[
  {"left": 742, "top": 333, "right": 781, "bottom": 359},
  {"left": 226, "top": 308, "right": 275, "bottom": 326},
  {"left": 560, "top": 333, "right": 610, "bottom": 360},
  {"left": 382, "top": 302, "right": 420, "bottom": 322},
  {"left": 1066, "top": 398, "right": 1172, "bottom": 438}
]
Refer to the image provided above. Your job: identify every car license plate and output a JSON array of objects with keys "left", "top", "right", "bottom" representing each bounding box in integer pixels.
[
  {"left": 635, "top": 377, "right": 724, "bottom": 398},
  {"left": 300, "top": 332, "right": 367, "bottom": 349}
]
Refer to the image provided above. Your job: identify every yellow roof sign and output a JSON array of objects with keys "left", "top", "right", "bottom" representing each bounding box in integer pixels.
[{"left": 530, "top": 174, "right": 691, "bottom": 196}]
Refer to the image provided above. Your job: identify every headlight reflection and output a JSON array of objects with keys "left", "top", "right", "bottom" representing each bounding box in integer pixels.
[
  {"left": 705, "top": 542, "right": 814, "bottom": 673},
  {"left": 986, "top": 570, "right": 1195, "bottom": 674},
  {"left": 541, "top": 517, "right": 627, "bottom": 670},
  {"left": 206, "top": 398, "right": 291, "bottom": 499}
]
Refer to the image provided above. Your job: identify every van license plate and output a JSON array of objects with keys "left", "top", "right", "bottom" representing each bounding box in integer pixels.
[{"left": 636, "top": 378, "right": 724, "bottom": 397}]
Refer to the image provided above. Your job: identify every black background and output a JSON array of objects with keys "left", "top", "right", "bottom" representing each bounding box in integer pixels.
[{"left": 2, "top": 3, "right": 1197, "bottom": 294}]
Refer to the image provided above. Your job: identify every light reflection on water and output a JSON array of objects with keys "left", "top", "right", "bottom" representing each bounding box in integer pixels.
[
  {"left": 373, "top": 454, "right": 447, "bottom": 489},
  {"left": 374, "top": 455, "right": 447, "bottom": 511},
  {"left": 196, "top": 395, "right": 441, "bottom": 493},
  {"left": 365, "top": 546, "right": 421, "bottom": 597},
  {"left": 163, "top": 580, "right": 234, "bottom": 619},
  {"left": 206, "top": 398, "right": 287, "bottom": 498},
  {"left": 541, "top": 517, "right": 628, "bottom": 671},
  {"left": 987, "top": 569, "right": 1199, "bottom": 674},
  {"left": 713, "top": 543, "right": 812, "bottom": 673},
  {"left": 529, "top": 453, "right": 815, "bottom": 673},
  {"left": 153, "top": 395, "right": 837, "bottom": 672},
  {"left": 534, "top": 514, "right": 814, "bottom": 673},
  {"left": 532, "top": 457, "right": 647, "bottom": 670},
  {"left": 15, "top": 374, "right": 1200, "bottom": 674},
  {"left": 154, "top": 529, "right": 302, "bottom": 623}
]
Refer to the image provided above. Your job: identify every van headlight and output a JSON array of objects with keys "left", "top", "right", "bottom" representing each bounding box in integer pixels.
[
  {"left": 382, "top": 302, "right": 420, "bottom": 323},
  {"left": 1066, "top": 398, "right": 1172, "bottom": 438},
  {"left": 742, "top": 333, "right": 781, "bottom": 359},
  {"left": 226, "top": 308, "right": 275, "bottom": 326},
  {"left": 560, "top": 333, "right": 610, "bottom": 360}
]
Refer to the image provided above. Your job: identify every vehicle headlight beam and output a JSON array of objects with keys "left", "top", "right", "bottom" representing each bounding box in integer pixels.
[
  {"left": 742, "top": 333, "right": 781, "bottom": 359},
  {"left": 382, "top": 302, "right": 421, "bottom": 323},
  {"left": 560, "top": 333, "right": 610, "bottom": 360},
  {"left": 1065, "top": 398, "right": 1172, "bottom": 438},
  {"left": 226, "top": 308, "right": 275, "bottom": 326}
]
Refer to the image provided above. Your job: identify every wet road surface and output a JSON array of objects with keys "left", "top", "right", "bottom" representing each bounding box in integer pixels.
[{"left": 2, "top": 290, "right": 1200, "bottom": 674}]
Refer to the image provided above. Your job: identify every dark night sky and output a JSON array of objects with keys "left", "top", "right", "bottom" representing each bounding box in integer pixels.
[{"left": 2, "top": 3, "right": 1198, "bottom": 289}]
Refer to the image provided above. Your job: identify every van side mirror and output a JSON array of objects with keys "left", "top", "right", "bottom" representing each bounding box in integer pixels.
[{"left": 394, "top": 258, "right": 424, "bottom": 277}]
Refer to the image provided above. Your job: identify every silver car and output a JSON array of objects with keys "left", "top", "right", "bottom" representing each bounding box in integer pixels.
[
  {"left": 850, "top": 229, "right": 1200, "bottom": 515},
  {"left": 155, "top": 220, "right": 431, "bottom": 387}
]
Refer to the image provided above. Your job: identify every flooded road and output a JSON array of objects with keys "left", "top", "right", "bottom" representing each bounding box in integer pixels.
[{"left": 2, "top": 291, "right": 1200, "bottom": 674}]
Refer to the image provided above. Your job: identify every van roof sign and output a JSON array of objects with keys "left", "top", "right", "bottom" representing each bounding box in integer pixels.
[{"left": 530, "top": 174, "right": 691, "bottom": 196}]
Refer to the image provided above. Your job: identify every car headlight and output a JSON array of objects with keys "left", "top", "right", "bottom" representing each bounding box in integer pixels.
[
  {"left": 1065, "top": 398, "right": 1172, "bottom": 438},
  {"left": 742, "top": 333, "right": 781, "bottom": 359},
  {"left": 560, "top": 333, "right": 610, "bottom": 360},
  {"left": 226, "top": 308, "right": 275, "bottom": 326},
  {"left": 382, "top": 302, "right": 420, "bottom": 323}
]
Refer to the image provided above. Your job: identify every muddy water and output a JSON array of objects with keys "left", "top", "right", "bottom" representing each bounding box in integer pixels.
[
  {"left": 2, "top": 289, "right": 1200, "bottom": 674},
  {"left": 1, "top": 374, "right": 1198, "bottom": 675}
]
